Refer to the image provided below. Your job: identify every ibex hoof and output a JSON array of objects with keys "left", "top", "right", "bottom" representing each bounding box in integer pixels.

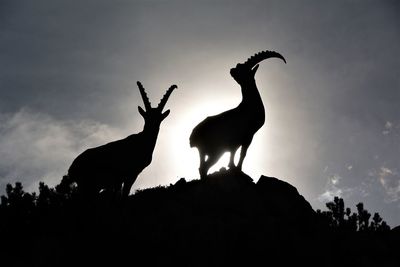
[{"left": 200, "top": 173, "right": 208, "bottom": 180}]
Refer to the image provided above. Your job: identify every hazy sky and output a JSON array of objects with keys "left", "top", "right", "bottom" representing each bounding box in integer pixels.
[{"left": 1, "top": 0, "right": 399, "bottom": 226}]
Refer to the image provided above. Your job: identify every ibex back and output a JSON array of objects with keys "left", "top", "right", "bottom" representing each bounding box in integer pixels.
[
  {"left": 190, "top": 51, "right": 286, "bottom": 178},
  {"left": 68, "top": 81, "right": 177, "bottom": 199}
]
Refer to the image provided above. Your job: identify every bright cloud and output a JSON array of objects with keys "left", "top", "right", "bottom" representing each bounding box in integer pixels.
[
  {"left": 0, "top": 108, "right": 122, "bottom": 192},
  {"left": 318, "top": 171, "right": 372, "bottom": 203},
  {"left": 347, "top": 165, "right": 353, "bottom": 170},
  {"left": 318, "top": 174, "right": 344, "bottom": 202},
  {"left": 382, "top": 120, "right": 400, "bottom": 136},
  {"left": 378, "top": 166, "right": 400, "bottom": 203}
]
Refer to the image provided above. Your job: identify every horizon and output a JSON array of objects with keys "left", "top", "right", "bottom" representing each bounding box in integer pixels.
[{"left": 0, "top": 1, "right": 399, "bottom": 227}]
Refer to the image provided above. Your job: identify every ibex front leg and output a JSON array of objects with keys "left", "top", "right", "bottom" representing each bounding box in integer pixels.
[
  {"left": 122, "top": 179, "right": 136, "bottom": 199},
  {"left": 199, "top": 151, "right": 219, "bottom": 179},
  {"left": 199, "top": 152, "right": 208, "bottom": 179}
]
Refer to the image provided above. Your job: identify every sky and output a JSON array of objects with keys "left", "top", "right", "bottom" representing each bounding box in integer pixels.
[{"left": 0, "top": 0, "right": 399, "bottom": 226}]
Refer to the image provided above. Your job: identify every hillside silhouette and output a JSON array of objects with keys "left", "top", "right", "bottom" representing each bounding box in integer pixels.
[{"left": 0, "top": 169, "right": 399, "bottom": 266}]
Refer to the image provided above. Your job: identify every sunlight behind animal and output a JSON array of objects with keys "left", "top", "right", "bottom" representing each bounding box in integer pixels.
[
  {"left": 68, "top": 82, "right": 177, "bottom": 199},
  {"left": 131, "top": 56, "right": 288, "bottom": 191},
  {"left": 165, "top": 99, "right": 238, "bottom": 180},
  {"left": 189, "top": 51, "right": 286, "bottom": 178},
  {"left": 161, "top": 96, "right": 269, "bottom": 181}
]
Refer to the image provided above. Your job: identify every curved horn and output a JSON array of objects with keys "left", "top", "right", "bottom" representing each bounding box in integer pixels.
[
  {"left": 157, "top": 84, "right": 177, "bottom": 111},
  {"left": 243, "top": 50, "right": 286, "bottom": 68},
  {"left": 137, "top": 81, "right": 152, "bottom": 110}
]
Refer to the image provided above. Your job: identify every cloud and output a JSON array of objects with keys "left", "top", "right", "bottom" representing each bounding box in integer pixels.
[
  {"left": 378, "top": 166, "right": 400, "bottom": 203},
  {"left": 318, "top": 171, "right": 371, "bottom": 203},
  {"left": 0, "top": 108, "right": 122, "bottom": 192},
  {"left": 347, "top": 165, "right": 353, "bottom": 170},
  {"left": 318, "top": 174, "right": 344, "bottom": 202},
  {"left": 382, "top": 120, "right": 400, "bottom": 136}
]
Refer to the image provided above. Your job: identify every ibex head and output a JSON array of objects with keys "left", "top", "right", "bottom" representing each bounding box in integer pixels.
[
  {"left": 137, "top": 81, "right": 177, "bottom": 125},
  {"left": 230, "top": 50, "right": 286, "bottom": 84}
]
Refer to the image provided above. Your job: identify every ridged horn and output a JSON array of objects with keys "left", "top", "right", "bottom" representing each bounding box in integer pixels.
[
  {"left": 243, "top": 50, "right": 286, "bottom": 68},
  {"left": 137, "top": 81, "right": 152, "bottom": 111},
  {"left": 157, "top": 84, "right": 177, "bottom": 111}
]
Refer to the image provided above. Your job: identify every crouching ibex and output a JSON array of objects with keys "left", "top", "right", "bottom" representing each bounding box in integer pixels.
[
  {"left": 68, "top": 81, "right": 177, "bottom": 199},
  {"left": 190, "top": 51, "right": 286, "bottom": 178}
]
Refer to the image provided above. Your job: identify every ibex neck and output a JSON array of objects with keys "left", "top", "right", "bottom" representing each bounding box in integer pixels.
[
  {"left": 141, "top": 124, "right": 161, "bottom": 148},
  {"left": 240, "top": 81, "right": 263, "bottom": 106}
]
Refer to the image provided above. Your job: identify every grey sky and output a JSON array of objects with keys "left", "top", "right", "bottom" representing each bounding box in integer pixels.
[{"left": 0, "top": 0, "right": 399, "bottom": 226}]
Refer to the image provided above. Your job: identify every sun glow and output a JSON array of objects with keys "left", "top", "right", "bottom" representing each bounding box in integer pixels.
[
  {"left": 130, "top": 69, "right": 289, "bottom": 192},
  {"left": 165, "top": 100, "right": 235, "bottom": 181},
  {"left": 162, "top": 94, "right": 269, "bottom": 182},
  {"left": 132, "top": 62, "right": 288, "bottom": 190}
]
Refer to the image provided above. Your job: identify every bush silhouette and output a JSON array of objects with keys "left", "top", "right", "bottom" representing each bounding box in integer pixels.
[{"left": 316, "top": 196, "right": 390, "bottom": 232}]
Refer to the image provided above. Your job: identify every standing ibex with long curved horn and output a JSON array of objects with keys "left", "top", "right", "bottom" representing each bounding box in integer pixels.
[
  {"left": 190, "top": 51, "right": 286, "bottom": 178},
  {"left": 68, "top": 81, "right": 177, "bottom": 199}
]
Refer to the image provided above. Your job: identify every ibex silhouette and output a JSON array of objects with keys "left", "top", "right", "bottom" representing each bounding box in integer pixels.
[
  {"left": 190, "top": 51, "right": 286, "bottom": 178},
  {"left": 68, "top": 81, "right": 177, "bottom": 199}
]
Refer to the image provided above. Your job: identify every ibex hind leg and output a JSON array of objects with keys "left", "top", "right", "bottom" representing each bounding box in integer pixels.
[
  {"left": 198, "top": 151, "right": 206, "bottom": 178},
  {"left": 105, "top": 184, "right": 123, "bottom": 202},
  {"left": 228, "top": 147, "right": 239, "bottom": 169},
  {"left": 237, "top": 138, "right": 253, "bottom": 171}
]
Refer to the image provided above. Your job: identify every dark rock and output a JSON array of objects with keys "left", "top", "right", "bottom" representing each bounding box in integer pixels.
[
  {"left": 173, "top": 177, "right": 187, "bottom": 189},
  {"left": 256, "top": 175, "right": 316, "bottom": 228},
  {"left": 391, "top": 225, "right": 400, "bottom": 234},
  {"left": 121, "top": 169, "right": 321, "bottom": 265}
]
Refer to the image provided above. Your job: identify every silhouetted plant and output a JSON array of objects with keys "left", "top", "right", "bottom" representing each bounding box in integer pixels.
[
  {"left": 344, "top": 207, "right": 358, "bottom": 232},
  {"left": 2, "top": 182, "right": 35, "bottom": 211},
  {"left": 0, "top": 178, "right": 77, "bottom": 223},
  {"left": 37, "top": 182, "right": 54, "bottom": 207},
  {"left": 55, "top": 175, "right": 77, "bottom": 199},
  {"left": 0, "top": 182, "right": 36, "bottom": 230},
  {"left": 370, "top": 212, "right": 390, "bottom": 232},
  {"left": 356, "top": 202, "right": 371, "bottom": 231},
  {"left": 316, "top": 196, "right": 390, "bottom": 232},
  {"left": 325, "top": 196, "right": 345, "bottom": 228}
]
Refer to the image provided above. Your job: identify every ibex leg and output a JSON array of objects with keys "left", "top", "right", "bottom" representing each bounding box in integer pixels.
[
  {"left": 228, "top": 148, "right": 239, "bottom": 169},
  {"left": 237, "top": 139, "right": 252, "bottom": 170},
  {"left": 199, "top": 152, "right": 219, "bottom": 179},
  {"left": 199, "top": 152, "right": 208, "bottom": 179},
  {"left": 122, "top": 179, "right": 135, "bottom": 199}
]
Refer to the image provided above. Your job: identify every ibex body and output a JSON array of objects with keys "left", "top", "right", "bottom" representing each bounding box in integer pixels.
[
  {"left": 68, "top": 82, "right": 177, "bottom": 199},
  {"left": 190, "top": 51, "right": 286, "bottom": 178}
]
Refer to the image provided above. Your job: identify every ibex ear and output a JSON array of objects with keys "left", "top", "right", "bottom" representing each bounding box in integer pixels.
[
  {"left": 138, "top": 106, "right": 146, "bottom": 118},
  {"left": 161, "top": 109, "right": 170, "bottom": 120}
]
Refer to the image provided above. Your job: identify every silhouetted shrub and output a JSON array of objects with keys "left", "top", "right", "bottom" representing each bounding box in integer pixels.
[{"left": 316, "top": 196, "right": 390, "bottom": 232}]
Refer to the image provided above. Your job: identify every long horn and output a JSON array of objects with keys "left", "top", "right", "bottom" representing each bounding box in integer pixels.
[
  {"left": 243, "top": 50, "right": 286, "bottom": 68},
  {"left": 157, "top": 84, "right": 177, "bottom": 111},
  {"left": 137, "top": 81, "right": 152, "bottom": 110}
]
